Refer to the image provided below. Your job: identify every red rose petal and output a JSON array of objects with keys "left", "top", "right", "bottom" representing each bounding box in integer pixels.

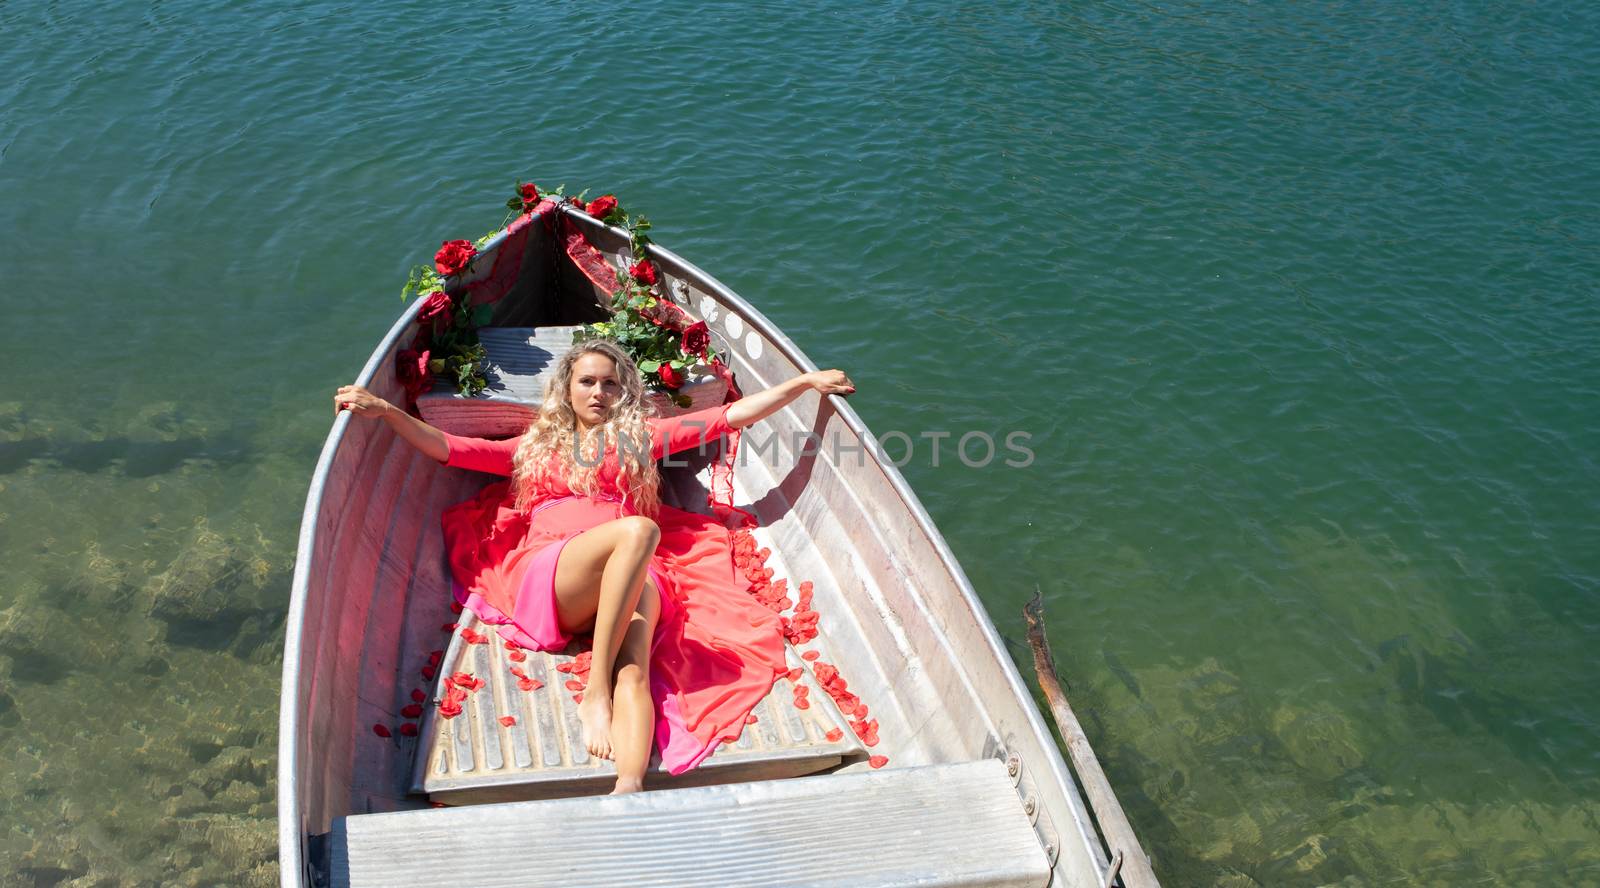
[
  {"left": 504, "top": 641, "right": 520, "bottom": 651},
  {"left": 450, "top": 671, "right": 473, "bottom": 685},
  {"left": 421, "top": 665, "right": 436, "bottom": 680},
  {"left": 441, "top": 623, "right": 458, "bottom": 632},
  {"left": 439, "top": 702, "right": 462, "bottom": 719},
  {"left": 450, "top": 601, "right": 463, "bottom": 613},
  {"left": 399, "top": 722, "right": 419, "bottom": 737},
  {"left": 786, "top": 668, "right": 803, "bottom": 682},
  {"left": 509, "top": 665, "right": 527, "bottom": 679},
  {"left": 745, "top": 715, "right": 758, "bottom": 725},
  {"left": 802, "top": 651, "right": 820, "bottom": 661},
  {"left": 428, "top": 650, "right": 443, "bottom": 665},
  {"left": 794, "top": 697, "right": 810, "bottom": 709},
  {"left": 509, "top": 651, "right": 526, "bottom": 662},
  {"left": 410, "top": 688, "right": 426, "bottom": 703},
  {"left": 372, "top": 723, "right": 391, "bottom": 738},
  {"left": 498, "top": 716, "right": 516, "bottom": 727},
  {"left": 564, "top": 680, "right": 584, "bottom": 692},
  {"left": 401, "top": 703, "right": 423, "bottom": 719},
  {"left": 556, "top": 663, "right": 573, "bottom": 673},
  {"left": 869, "top": 755, "right": 888, "bottom": 769},
  {"left": 573, "top": 693, "right": 583, "bottom": 703},
  {"left": 864, "top": 732, "right": 880, "bottom": 747},
  {"left": 825, "top": 728, "right": 844, "bottom": 742}
]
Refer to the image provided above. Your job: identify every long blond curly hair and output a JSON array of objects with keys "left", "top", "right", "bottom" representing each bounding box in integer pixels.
[{"left": 511, "top": 339, "right": 660, "bottom": 516}]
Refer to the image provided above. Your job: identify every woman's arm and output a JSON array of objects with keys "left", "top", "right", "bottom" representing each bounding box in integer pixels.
[
  {"left": 334, "top": 385, "right": 448, "bottom": 462},
  {"left": 725, "top": 369, "right": 855, "bottom": 430}
]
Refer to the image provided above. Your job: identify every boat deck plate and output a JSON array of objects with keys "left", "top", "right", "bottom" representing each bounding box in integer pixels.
[{"left": 408, "top": 610, "right": 862, "bottom": 804}]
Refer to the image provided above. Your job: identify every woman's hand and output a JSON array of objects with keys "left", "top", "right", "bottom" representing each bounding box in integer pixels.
[
  {"left": 333, "top": 385, "right": 392, "bottom": 418},
  {"left": 727, "top": 368, "right": 857, "bottom": 429},
  {"left": 806, "top": 369, "right": 856, "bottom": 396},
  {"left": 332, "top": 384, "right": 449, "bottom": 462}
]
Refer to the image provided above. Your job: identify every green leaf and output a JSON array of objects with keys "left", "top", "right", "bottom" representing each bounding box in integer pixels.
[
  {"left": 639, "top": 359, "right": 661, "bottom": 373},
  {"left": 470, "top": 304, "right": 493, "bottom": 327}
]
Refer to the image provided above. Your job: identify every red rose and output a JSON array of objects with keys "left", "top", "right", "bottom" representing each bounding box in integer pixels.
[
  {"left": 396, "top": 348, "right": 433, "bottom": 398},
  {"left": 585, "top": 194, "right": 618, "bottom": 219},
  {"left": 518, "top": 182, "right": 539, "bottom": 204},
  {"left": 657, "top": 364, "right": 685, "bottom": 390},
  {"left": 416, "top": 291, "right": 452, "bottom": 328},
  {"left": 629, "top": 260, "right": 657, "bottom": 286},
  {"left": 434, "top": 239, "right": 476, "bottom": 276},
  {"left": 682, "top": 321, "right": 710, "bottom": 358}
]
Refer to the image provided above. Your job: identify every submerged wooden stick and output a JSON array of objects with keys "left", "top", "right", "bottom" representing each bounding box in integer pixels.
[{"left": 1024, "top": 589, "right": 1161, "bottom": 888}]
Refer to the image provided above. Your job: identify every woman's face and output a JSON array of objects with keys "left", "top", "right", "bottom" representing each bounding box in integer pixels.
[{"left": 569, "top": 352, "right": 622, "bottom": 428}]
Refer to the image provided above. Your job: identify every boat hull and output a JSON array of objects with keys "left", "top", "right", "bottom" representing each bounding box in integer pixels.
[{"left": 279, "top": 205, "right": 1109, "bottom": 886}]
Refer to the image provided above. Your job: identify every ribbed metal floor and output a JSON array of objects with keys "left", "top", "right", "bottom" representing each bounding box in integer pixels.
[
  {"left": 409, "top": 610, "right": 863, "bottom": 805},
  {"left": 338, "top": 759, "right": 1050, "bottom": 888}
]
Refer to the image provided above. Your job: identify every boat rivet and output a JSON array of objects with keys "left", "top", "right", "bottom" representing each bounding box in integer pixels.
[
  {"left": 1007, "top": 755, "right": 1020, "bottom": 777},
  {"left": 1024, "top": 798, "right": 1036, "bottom": 816},
  {"left": 1045, "top": 843, "right": 1055, "bottom": 858}
]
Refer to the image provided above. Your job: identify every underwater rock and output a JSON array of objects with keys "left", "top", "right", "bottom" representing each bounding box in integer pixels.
[
  {"left": 1258, "top": 833, "right": 1355, "bottom": 884},
  {"left": 1270, "top": 703, "right": 1365, "bottom": 780},
  {"left": 193, "top": 745, "right": 270, "bottom": 799},
  {"left": 146, "top": 521, "right": 279, "bottom": 649},
  {"left": 0, "top": 600, "right": 52, "bottom": 660},
  {"left": 163, "top": 785, "right": 211, "bottom": 819}
]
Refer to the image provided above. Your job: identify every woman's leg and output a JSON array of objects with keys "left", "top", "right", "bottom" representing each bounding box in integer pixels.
[
  {"left": 609, "top": 583, "right": 661, "bottom": 794},
  {"left": 550, "top": 515, "right": 660, "bottom": 759}
]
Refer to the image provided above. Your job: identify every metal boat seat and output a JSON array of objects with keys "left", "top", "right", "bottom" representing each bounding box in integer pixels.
[
  {"left": 337, "top": 759, "right": 1051, "bottom": 887},
  {"left": 414, "top": 325, "right": 728, "bottom": 439},
  {"left": 415, "top": 326, "right": 581, "bottom": 438}
]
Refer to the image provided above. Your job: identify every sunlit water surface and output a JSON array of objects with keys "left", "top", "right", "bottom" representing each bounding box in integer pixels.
[{"left": 1, "top": 1, "right": 1597, "bottom": 884}]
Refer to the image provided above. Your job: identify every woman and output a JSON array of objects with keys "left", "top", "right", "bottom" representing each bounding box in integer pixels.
[{"left": 335, "top": 339, "right": 854, "bottom": 794}]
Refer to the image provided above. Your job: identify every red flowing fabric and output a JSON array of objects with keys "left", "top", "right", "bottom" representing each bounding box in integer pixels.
[{"left": 437, "top": 404, "right": 787, "bottom": 773}]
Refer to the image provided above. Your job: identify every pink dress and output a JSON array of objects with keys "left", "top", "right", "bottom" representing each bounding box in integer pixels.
[{"left": 437, "top": 404, "right": 787, "bottom": 774}]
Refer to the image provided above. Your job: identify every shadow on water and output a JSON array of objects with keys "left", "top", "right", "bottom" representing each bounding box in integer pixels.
[{"left": 0, "top": 432, "right": 258, "bottom": 476}]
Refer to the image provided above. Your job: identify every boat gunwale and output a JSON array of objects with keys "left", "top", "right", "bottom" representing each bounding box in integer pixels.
[{"left": 277, "top": 292, "right": 429, "bottom": 886}]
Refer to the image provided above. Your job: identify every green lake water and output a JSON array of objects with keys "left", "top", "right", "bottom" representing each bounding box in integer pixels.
[{"left": 2, "top": 1, "right": 1597, "bottom": 884}]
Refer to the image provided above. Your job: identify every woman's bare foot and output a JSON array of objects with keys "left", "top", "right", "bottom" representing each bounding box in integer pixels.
[
  {"left": 578, "top": 692, "right": 614, "bottom": 759},
  {"left": 610, "top": 777, "right": 644, "bottom": 795}
]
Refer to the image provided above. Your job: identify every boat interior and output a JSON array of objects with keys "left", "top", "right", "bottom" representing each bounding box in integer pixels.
[{"left": 283, "top": 203, "right": 1110, "bottom": 886}]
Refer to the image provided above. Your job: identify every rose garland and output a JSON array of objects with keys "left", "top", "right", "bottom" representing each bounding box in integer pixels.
[
  {"left": 394, "top": 183, "right": 716, "bottom": 406},
  {"left": 561, "top": 192, "right": 717, "bottom": 408}
]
